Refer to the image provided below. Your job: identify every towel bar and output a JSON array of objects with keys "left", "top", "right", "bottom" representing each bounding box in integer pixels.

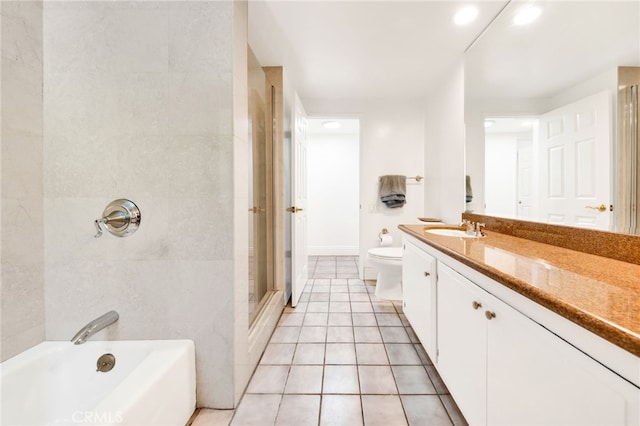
[{"left": 378, "top": 175, "right": 423, "bottom": 182}]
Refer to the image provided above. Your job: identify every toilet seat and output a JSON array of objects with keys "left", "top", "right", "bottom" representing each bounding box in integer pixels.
[{"left": 368, "top": 247, "right": 403, "bottom": 260}]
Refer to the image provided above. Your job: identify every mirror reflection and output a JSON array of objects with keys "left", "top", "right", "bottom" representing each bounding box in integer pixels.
[{"left": 465, "top": 0, "right": 640, "bottom": 233}]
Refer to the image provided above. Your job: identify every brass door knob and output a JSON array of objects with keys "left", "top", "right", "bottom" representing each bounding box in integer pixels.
[
  {"left": 472, "top": 301, "right": 482, "bottom": 310},
  {"left": 485, "top": 311, "right": 496, "bottom": 320},
  {"left": 585, "top": 204, "right": 607, "bottom": 212},
  {"left": 286, "top": 206, "right": 303, "bottom": 213}
]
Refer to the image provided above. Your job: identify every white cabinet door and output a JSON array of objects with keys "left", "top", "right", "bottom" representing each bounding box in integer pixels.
[
  {"left": 437, "top": 263, "right": 488, "bottom": 425},
  {"left": 487, "top": 290, "right": 640, "bottom": 426},
  {"left": 402, "top": 241, "right": 437, "bottom": 358},
  {"left": 438, "top": 261, "right": 639, "bottom": 426}
]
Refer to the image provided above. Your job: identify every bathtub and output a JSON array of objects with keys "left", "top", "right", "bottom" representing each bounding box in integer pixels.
[{"left": 0, "top": 340, "right": 196, "bottom": 426}]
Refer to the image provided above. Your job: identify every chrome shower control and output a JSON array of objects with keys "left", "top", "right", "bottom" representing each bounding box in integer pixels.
[{"left": 94, "top": 199, "right": 141, "bottom": 238}]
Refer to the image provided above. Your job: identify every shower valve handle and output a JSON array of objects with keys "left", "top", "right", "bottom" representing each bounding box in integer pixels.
[
  {"left": 93, "top": 199, "right": 141, "bottom": 238},
  {"left": 94, "top": 219, "right": 105, "bottom": 238}
]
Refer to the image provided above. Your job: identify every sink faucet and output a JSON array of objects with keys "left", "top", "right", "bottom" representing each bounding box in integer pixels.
[
  {"left": 461, "top": 219, "right": 486, "bottom": 237},
  {"left": 70, "top": 310, "right": 119, "bottom": 345}
]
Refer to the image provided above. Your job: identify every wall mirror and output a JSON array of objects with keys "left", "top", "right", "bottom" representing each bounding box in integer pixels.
[{"left": 465, "top": 0, "right": 640, "bottom": 234}]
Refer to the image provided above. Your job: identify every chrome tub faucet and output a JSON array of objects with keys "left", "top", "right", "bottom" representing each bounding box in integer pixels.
[{"left": 70, "top": 310, "right": 119, "bottom": 345}]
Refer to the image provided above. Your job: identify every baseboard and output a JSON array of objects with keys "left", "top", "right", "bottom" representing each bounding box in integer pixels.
[{"left": 308, "top": 246, "right": 359, "bottom": 256}]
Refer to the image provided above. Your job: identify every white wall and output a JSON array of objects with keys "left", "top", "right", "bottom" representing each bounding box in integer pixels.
[
  {"left": 425, "top": 61, "right": 466, "bottom": 225},
  {"left": 40, "top": 1, "right": 248, "bottom": 409},
  {"left": 307, "top": 129, "right": 359, "bottom": 255},
  {"left": 549, "top": 67, "right": 618, "bottom": 111},
  {"left": 303, "top": 99, "right": 425, "bottom": 278},
  {"left": 1, "top": 0, "right": 45, "bottom": 361}
]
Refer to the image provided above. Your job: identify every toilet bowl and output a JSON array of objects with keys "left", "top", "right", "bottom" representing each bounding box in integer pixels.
[{"left": 367, "top": 246, "right": 403, "bottom": 300}]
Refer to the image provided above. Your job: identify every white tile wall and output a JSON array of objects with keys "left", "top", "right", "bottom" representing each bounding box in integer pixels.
[
  {"left": 232, "top": 0, "right": 251, "bottom": 408},
  {"left": 1, "top": 0, "right": 45, "bottom": 361},
  {"left": 41, "top": 0, "right": 242, "bottom": 408}
]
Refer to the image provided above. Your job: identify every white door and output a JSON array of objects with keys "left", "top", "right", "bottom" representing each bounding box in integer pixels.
[
  {"left": 290, "top": 93, "right": 308, "bottom": 307},
  {"left": 487, "top": 286, "right": 639, "bottom": 425},
  {"left": 538, "top": 91, "right": 612, "bottom": 229},
  {"left": 516, "top": 138, "right": 537, "bottom": 218}
]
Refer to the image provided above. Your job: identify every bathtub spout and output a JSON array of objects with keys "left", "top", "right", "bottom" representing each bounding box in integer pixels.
[{"left": 70, "top": 310, "right": 119, "bottom": 345}]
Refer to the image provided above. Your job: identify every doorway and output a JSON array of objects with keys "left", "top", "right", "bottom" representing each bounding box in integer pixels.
[
  {"left": 306, "top": 118, "right": 360, "bottom": 257},
  {"left": 484, "top": 117, "right": 538, "bottom": 219}
]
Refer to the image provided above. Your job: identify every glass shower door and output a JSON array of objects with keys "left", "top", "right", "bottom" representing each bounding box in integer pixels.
[{"left": 248, "top": 47, "right": 271, "bottom": 324}]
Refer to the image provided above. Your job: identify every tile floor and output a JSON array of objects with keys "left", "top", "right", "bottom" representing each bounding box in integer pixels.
[{"left": 192, "top": 256, "right": 467, "bottom": 426}]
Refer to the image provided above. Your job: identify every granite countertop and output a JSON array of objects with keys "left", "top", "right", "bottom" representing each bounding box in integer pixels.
[{"left": 399, "top": 224, "right": 640, "bottom": 357}]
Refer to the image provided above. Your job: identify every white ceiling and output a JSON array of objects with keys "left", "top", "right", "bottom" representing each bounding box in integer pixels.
[
  {"left": 308, "top": 117, "right": 360, "bottom": 135},
  {"left": 248, "top": 0, "right": 509, "bottom": 101},
  {"left": 466, "top": 1, "right": 640, "bottom": 100}
]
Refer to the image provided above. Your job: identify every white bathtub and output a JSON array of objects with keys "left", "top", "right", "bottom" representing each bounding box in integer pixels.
[{"left": 0, "top": 340, "right": 196, "bottom": 426}]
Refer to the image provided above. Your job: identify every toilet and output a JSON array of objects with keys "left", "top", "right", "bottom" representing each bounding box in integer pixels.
[{"left": 367, "top": 246, "right": 403, "bottom": 300}]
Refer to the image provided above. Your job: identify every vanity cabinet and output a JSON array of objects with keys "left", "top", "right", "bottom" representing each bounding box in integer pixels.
[
  {"left": 401, "top": 241, "right": 437, "bottom": 358},
  {"left": 437, "top": 262, "right": 640, "bottom": 426},
  {"left": 436, "top": 263, "right": 488, "bottom": 424}
]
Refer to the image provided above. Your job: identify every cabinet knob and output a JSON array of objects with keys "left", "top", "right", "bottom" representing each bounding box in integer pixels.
[
  {"left": 424, "top": 272, "right": 431, "bottom": 277},
  {"left": 472, "top": 301, "right": 482, "bottom": 310},
  {"left": 485, "top": 311, "right": 496, "bottom": 320}
]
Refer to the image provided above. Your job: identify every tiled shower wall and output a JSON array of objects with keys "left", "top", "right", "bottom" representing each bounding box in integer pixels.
[
  {"left": 41, "top": 1, "right": 244, "bottom": 408},
  {"left": 0, "top": 1, "right": 45, "bottom": 362}
]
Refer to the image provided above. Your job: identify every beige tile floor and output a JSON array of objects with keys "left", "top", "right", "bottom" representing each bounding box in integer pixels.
[{"left": 191, "top": 256, "right": 467, "bottom": 426}]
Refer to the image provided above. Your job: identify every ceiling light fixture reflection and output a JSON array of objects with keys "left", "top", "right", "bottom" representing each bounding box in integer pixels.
[
  {"left": 513, "top": 6, "right": 542, "bottom": 26},
  {"left": 322, "top": 121, "right": 341, "bottom": 129},
  {"left": 454, "top": 5, "right": 479, "bottom": 26}
]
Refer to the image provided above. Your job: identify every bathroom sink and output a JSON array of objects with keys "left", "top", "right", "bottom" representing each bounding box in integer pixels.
[{"left": 426, "top": 228, "right": 482, "bottom": 238}]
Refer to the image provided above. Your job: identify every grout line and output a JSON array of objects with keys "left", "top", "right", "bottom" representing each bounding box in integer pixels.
[{"left": 246, "top": 256, "right": 460, "bottom": 426}]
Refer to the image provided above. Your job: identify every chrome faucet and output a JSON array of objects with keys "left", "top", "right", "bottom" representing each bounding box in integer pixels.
[
  {"left": 70, "top": 310, "right": 119, "bottom": 345},
  {"left": 461, "top": 219, "right": 486, "bottom": 237},
  {"left": 461, "top": 219, "right": 474, "bottom": 234}
]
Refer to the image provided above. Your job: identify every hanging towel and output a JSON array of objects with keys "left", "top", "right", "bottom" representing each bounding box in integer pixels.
[
  {"left": 466, "top": 175, "right": 473, "bottom": 203},
  {"left": 379, "top": 175, "right": 406, "bottom": 208}
]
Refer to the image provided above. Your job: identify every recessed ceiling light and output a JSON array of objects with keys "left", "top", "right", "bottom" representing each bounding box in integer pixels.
[
  {"left": 513, "top": 6, "right": 542, "bottom": 26},
  {"left": 454, "top": 5, "right": 479, "bottom": 26},
  {"left": 484, "top": 120, "right": 495, "bottom": 128},
  {"left": 322, "top": 121, "right": 341, "bottom": 129}
]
